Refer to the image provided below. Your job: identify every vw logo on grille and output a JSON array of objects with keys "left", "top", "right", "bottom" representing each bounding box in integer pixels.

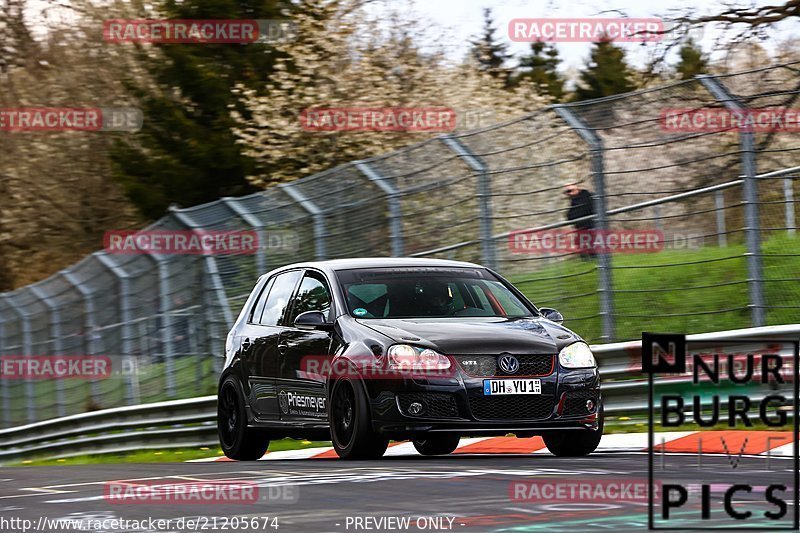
[{"left": 498, "top": 354, "right": 520, "bottom": 374}]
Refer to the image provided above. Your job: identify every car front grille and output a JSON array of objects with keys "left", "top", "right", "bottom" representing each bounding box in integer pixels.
[
  {"left": 454, "top": 354, "right": 554, "bottom": 377},
  {"left": 397, "top": 392, "right": 459, "bottom": 418},
  {"left": 561, "top": 389, "right": 599, "bottom": 416},
  {"left": 468, "top": 395, "right": 554, "bottom": 420}
]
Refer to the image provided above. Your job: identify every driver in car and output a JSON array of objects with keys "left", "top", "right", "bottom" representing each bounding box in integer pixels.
[{"left": 415, "top": 281, "right": 456, "bottom": 316}]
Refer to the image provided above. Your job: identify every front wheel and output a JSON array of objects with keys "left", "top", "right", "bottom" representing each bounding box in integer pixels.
[
  {"left": 329, "top": 378, "right": 389, "bottom": 460},
  {"left": 412, "top": 434, "right": 461, "bottom": 456},
  {"left": 543, "top": 406, "right": 604, "bottom": 457},
  {"left": 218, "top": 376, "right": 270, "bottom": 460}
]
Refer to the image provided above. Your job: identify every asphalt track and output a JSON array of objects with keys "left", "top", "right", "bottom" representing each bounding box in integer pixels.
[{"left": 0, "top": 453, "right": 796, "bottom": 533}]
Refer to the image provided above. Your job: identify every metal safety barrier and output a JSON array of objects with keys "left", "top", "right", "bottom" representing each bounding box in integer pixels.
[
  {"left": 1, "top": 325, "right": 797, "bottom": 463},
  {"left": 0, "top": 396, "right": 217, "bottom": 463}
]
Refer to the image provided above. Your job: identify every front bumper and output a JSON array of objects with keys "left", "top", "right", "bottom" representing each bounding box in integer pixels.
[{"left": 363, "top": 365, "right": 601, "bottom": 438}]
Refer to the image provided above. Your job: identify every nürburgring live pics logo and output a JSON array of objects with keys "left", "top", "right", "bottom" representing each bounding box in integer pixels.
[{"left": 644, "top": 332, "right": 799, "bottom": 530}]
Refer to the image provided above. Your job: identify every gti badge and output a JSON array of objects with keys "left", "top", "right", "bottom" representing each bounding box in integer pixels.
[{"left": 498, "top": 354, "right": 520, "bottom": 374}]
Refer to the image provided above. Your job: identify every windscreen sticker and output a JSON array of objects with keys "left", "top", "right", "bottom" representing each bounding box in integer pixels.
[{"left": 353, "top": 307, "right": 368, "bottom": 317}]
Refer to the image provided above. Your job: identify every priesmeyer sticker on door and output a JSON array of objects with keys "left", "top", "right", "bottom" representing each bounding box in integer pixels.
[{"left": 278, "top": 389, "right": 327, "bottom": 418}]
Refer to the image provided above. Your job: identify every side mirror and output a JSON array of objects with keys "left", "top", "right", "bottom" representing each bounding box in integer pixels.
[
  {"left": 539, "top": 307, "right": 564, "bottom": 324},
  {"left": 294, "top": 310, "right": 333, "bottom": 331}
]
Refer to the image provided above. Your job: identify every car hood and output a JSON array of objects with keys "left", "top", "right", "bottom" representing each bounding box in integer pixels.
[{"left": 354, "top": 316, "right": 580, "bottom": 355}]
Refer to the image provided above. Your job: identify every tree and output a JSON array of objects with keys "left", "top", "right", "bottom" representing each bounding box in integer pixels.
[
  {"left": 675, "top": 38, "right": 708, "bottom": 79},
  {"left": 573, "top": 37, "right": 636, "bottom": 101},
  {"left": 681, "top": 1, "right": 800, "bottom": 30},
  {"left": 513, "top": 41, "right": 564, "bottom": 101},
  {"left": 642, "top": 1, "right": 799, "bottom": 77},
  {"left": 235, "top": 1, "right": 548, "bottom": 188},
  {"left": 469, "top": 8, "right": 511, "bottom": 86},
  {"left": 110, "top": 0, "right": 291, "bottom": 219},
  {"left": 0, "top": 0, "right": 35, "bottom": 74},
  {"left": 0, "top": 0, "right": 144, "bottom": 288}
]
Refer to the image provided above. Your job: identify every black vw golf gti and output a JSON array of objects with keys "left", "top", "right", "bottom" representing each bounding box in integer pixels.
[{"left": 217, "top": 258, "right": 602, "bottom": 460}]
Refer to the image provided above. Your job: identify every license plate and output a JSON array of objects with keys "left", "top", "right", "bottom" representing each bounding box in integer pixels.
[{"left": 483, "top": 379, "right": 541, "bottom": 395}]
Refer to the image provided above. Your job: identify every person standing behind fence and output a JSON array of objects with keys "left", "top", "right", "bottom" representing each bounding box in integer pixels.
[{"left": 563, "top": 182, "right": 596, "bottom": 259}]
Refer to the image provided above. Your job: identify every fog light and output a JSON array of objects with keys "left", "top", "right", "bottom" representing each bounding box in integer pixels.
[
  {"left": 408, "top": 402, "right": 423, "bottom": 415},
  {"left": 586, "top": 399, "right": 595, "bottom": 412}
]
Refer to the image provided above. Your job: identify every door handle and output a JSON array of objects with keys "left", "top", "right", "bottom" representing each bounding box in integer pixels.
[{"left": 278, "top": 341, "right": 296, "bottom": 355}]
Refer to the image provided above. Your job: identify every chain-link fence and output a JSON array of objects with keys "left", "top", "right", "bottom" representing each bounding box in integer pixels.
[{"left": 1, "top": 61, "right": 799, "bottom": 428}]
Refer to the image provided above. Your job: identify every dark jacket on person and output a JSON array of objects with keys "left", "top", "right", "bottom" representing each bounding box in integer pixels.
[{"left": 567, "top": 189, "right": 595, "bottom": 230}]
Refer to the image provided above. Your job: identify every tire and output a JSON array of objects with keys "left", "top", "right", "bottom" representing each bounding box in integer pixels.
[
  {"left": 543, "top": 405, "right": 604, "bottom": 457},
  {"left": 412, "top": 434, "right": 461, "bottom": 456},
  {"left": 329, "top": 378, "right": 389, "bottom": 460},
  {"left": 217, "top": 375, "right": 270, "bottom": 461}
]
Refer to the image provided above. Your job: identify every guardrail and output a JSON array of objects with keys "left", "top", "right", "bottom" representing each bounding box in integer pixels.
[
  {"left": 1, "top": 324, "right": 798, "bottom": 463},
  {"left": 594, "top": 323, "right": 800, "bottom": 380},
  {"left": 0, "top": 396, "right": 217, "bottom": 463}
]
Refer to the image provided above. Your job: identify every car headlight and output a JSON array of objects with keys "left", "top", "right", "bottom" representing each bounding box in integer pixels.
[
  {"left": 558, "top": 342, "right": 596, "bottom": 369},
  {"left": 387, "top": 344, "right": 451, "bottom": 371}
]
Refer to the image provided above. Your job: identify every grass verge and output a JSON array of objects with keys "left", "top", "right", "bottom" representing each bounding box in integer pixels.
[{"left": 12, "top": 438, "right": 332, "bottom": 466}]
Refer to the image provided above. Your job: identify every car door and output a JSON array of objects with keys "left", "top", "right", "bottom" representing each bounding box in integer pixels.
[
  {"left": 246, "top": 269, "right": 302, "bottom": 420},
  {"left": 276, "top": 270, "right": 334, "bottom": 422},
  {"left": 239, "top": 275, "right": 272, "bottom": 379}
]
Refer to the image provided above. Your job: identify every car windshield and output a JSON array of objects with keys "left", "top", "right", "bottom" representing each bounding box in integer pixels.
[{"left": 336, "top": 267, "right": 534, "bottom": 319}]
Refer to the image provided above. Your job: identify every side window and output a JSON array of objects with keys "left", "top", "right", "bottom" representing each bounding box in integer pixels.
[
  {"left": 448, "top": 282, "right": 465, "bottom": 310},
  {"left": 485, "top": 281, "right": 530, "bottom": 316},
  {"left": 249, "top": 277, "right": 275, "bottom": 324},
  {"left": 468, "top": 284, "right": 493, "bottom": 313},
  {"left": 288, "top": 273, "right": 332, "bottom": 323},
  {"left": 260, "top": 270, "right": 302, "bottom": 326}
]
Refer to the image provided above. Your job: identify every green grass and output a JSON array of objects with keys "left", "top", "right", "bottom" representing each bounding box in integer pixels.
[
  {"left": 12, "top": 438, "right": 332, "bottom": 466},
  {"left": 3, "top": 355, "right": 218, "bottom": 427},
  {"left": 510, "top": 233, "right": 800, "bottom": 342}
]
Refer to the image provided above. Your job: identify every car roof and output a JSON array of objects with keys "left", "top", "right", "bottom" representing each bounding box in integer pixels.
[{"left": 276, "top": 257, "right": 484, "bottom": 272}]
